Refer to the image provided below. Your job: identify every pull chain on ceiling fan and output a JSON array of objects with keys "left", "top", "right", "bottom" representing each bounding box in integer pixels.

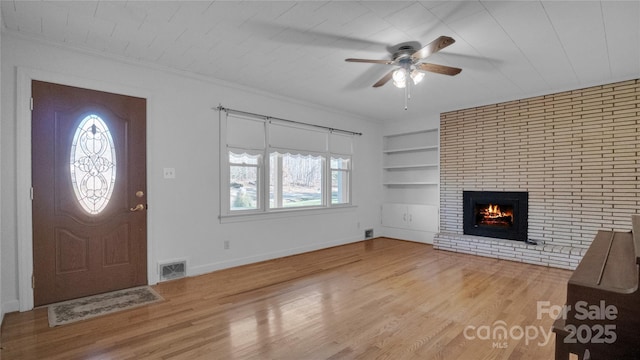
[{"left": 345, "top": 36, "right": 462, "bottom": 110}]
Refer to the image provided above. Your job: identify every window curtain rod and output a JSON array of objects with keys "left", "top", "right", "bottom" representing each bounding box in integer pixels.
[{"left": 215, "top": 105, "right": 363, "bottom": 136}]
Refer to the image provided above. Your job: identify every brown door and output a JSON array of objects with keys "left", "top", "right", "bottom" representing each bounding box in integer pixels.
[{"left": 32, "top": 80, "right": 147, "bottom": 306}]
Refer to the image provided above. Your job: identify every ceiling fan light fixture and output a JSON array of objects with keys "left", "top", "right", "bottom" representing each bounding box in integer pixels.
[
  {"left": 392, "top": 68, "right": 407, "bottom": 88},
  {"left": 410, "top": 69, "right": 425, "bottom": 85},
  {"left": 345, "top": 35, "right": 461, "bottom": 109}
]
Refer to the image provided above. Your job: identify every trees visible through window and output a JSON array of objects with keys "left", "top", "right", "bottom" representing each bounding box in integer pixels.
[
  {"left": 270, "top": 152, "right": 323, "bottom": 208},
  {"left": 331, "top": 157, "right": 350, "bottom": 205},
  {"left": 222, "top": 110, "right": 354, "bottom": 215},
  {"left": 229, "top": 151, "right": 260, "bottom": 211}
]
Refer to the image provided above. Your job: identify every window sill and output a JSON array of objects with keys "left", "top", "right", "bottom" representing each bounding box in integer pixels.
[{"left": 219, "top": 205, "right": 357, "bottom": 223}]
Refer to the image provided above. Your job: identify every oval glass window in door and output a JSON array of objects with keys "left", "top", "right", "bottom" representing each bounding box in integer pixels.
[{"left": 69, "top": 114, "right": 116, "bottom": 214}]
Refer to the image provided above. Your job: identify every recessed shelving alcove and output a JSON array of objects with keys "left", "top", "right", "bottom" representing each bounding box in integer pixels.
[{"left": 381, "top": 129, "right": 440, "bottom": 243}]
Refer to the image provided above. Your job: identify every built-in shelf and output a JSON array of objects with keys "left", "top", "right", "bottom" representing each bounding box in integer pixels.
[
  {"left": 383, "top": 163, "right": 438, "bottom": 170},
  {"left": 383, "top": 129, "right": 439, "bottom": 188},
  {"left": 382, "top": 128, "right": 440, "bottom": 244},
  {"left": 383, "top": 182, "right": 439, "bottom": 186},
  {"left": 382, "top": 145, "right": 438, "bottom": 154}
]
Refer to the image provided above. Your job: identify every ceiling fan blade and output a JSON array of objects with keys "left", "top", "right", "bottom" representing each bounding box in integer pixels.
[
  {"left": 345, "top": 58, "right": 394, "bottom": 65},
  {"left": 417, "top": 63, "right": 462, "bottom": 76},
  {"left": 373, "top": 70, "right": 395, "bottom": 87},
  {"left": 411, "top": 36, "right": 456, "bottom": 61}
]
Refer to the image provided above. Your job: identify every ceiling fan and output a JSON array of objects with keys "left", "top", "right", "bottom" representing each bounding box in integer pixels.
[{"left": 345, "top": 36, "right": 462, "bottom": 96}]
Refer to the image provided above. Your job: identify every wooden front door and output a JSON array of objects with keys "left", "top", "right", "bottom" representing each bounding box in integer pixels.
[{"left": 32, "top": 80, "right": 147, "bottom": 306}]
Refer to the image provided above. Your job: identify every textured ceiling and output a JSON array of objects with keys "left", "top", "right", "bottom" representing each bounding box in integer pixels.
[{"left": 2, "top": 1, "right": 640, "bottom": 122}]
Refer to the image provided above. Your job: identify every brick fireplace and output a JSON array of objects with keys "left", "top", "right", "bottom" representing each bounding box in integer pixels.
[
  {"left": 434, "top": 79, "right": 640, "bottom": 270},
  {"left": 463, "top": 191, "right": 528, "bottom": 242}
]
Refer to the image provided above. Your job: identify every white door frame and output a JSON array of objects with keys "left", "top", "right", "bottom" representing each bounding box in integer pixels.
[{"left": 16, "top": 67, "right": 156, "bottom": 311}]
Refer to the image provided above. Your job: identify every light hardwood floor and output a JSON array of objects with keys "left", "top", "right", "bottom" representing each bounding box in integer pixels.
[{"left": 1, "top": 238, "right": 572, "bottom": 359}]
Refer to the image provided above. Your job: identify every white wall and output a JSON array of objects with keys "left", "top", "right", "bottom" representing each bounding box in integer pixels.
[
  {"left": 0, "top": 33, "right": 383, "bottom": 313},
  {"left": 382, "top": 117, "right": 440, "bottom": 137}
]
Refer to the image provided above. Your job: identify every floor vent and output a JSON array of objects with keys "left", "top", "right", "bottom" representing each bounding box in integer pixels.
[{"left": 159, "top": 261, "right": 186, "bottom": 282}]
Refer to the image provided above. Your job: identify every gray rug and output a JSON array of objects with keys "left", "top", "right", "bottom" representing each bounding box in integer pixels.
[{"left": 47, "top": 286, "right": 163, "bottom": 327}]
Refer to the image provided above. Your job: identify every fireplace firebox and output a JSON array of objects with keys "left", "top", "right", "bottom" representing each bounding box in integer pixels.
[{"left": 463, "top": 191, "right": 528, "bottom": 241}]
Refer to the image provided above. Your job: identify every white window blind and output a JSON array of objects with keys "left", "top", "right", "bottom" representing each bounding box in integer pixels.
[
  {"left": 269, "top": 122, "right": 327, "bottom": 153},
  {"left": 329, "top": 132, "right": 353, "bottom": 155},
  {"left": 226, "top": 114, "right": 265, "bottom": 150}
]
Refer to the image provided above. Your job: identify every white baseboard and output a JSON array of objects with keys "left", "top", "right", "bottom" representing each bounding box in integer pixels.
[
  {"left": 186, "top": 236, "right": 363, "bottom": 278},
  {"left": 381, "top": 227, "right": 436, "bottom": 244}
]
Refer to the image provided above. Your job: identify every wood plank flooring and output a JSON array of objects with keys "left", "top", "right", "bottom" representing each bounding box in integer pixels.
[{"left": 1, "top": 238, "right": 572, "bottom": 359}]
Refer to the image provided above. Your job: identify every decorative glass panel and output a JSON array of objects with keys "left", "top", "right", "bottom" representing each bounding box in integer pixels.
[{"left": 70, "top": 115, "right": 116, "bottom": 214}]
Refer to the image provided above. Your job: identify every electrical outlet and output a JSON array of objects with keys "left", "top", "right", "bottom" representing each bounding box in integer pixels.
[
  {"left": 365, "top": 229, "right": 374, "bottom": 239},
  {"left": 163, "top": 168, "right": 176, "bottom": 179},
  {"left": 224, "top": 240, "right": 230, "bottom": 250}
]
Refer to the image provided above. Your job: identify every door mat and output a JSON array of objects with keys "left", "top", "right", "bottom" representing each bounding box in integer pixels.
[{"left": 47, "top": 286, "right": 164, "bottom": 327}]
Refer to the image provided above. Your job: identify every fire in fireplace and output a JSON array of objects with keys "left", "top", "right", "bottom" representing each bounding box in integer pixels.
[
  {"left": 476, "top": 203, "right": 513, "bottom": 227},
  {"left": 463, "top": 191, "right": 528, "bottom": 241}
]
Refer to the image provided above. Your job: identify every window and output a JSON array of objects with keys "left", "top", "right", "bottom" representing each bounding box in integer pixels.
[
  {"left": 221, "top": 110, "right": 355, "bottom": 216},
  {"left": 331, "top": 156, "right": 350, "bottom": 205},
  {"left": 270, "top": 152, "right": 323, "bottom": 208},
  {"left": 229, "top": 151, "right": 261, "bottom": 211}
]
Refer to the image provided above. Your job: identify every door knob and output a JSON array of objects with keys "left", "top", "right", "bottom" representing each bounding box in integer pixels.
[{"left": 130, "top": 204, "right": 145, "bottom": 212}]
